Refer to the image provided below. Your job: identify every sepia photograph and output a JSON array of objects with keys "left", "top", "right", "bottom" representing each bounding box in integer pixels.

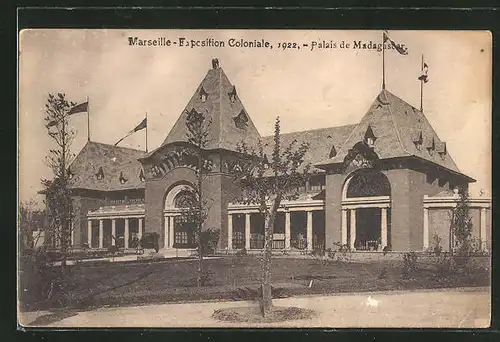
[{"left": 17, "top": 29, "right": 492, "bottom": 328}]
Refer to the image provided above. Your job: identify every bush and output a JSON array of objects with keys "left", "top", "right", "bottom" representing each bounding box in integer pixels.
[
  {"left": 107, "top": 245, "right": 119, "bottom": 256},
  {"left": 402, "top": 252, "right": 418, "bottom": 279},
  {"left": 382, "top": 245, "right": 392, "bottom": 255},
  {"left": 329, "top": 242, "right": 351, "bottom": 262},
  {"left": 379, "top": 266, "right": 388, "bottom": 279},
  {"left": 19, "top": 247, "right": 68, "bottom": 308},
  {"left": 141, "top": 232, "right": 160, "bottom": 252},
  {"left": 200, "top": 228, "right": 220, "bottom": 256},
  {"left": 310, "top": 247, "right": 325, "bottom": 258},
  {"left": 235, "top": 248, "right": 247, "bottom": 256},
  {"left": 430, "top": 234, "right": 443, "bottom": 256},
  {"left": 433, "top": 252, "right": 455, "bottom": 281}
]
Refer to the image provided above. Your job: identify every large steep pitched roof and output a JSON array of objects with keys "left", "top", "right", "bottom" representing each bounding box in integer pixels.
[
  {"left": 160, "top": 64, "right": 262, "bottom": 152},
  {"left": 316, "top": 89, "right": 463, "bottom": 175},
  {"left": 261, "top": 125, "right": 356, "bottom": 171},
  {"left": 68, "top": 141, "right": 146, "bottom": 191}
]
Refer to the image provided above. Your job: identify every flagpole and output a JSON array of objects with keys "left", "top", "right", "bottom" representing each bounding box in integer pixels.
[
  {"left": 145, "top": 112, "right": 148, "bottom": 153},
  {"left": 87, "top": 96, "right": 90, "bottom": 141},
  {"left": 420, "top": 54, "right": 424, "bottom": 112},
  {"left": 382, "top": 32, "right": 386, "bottom": 90}
]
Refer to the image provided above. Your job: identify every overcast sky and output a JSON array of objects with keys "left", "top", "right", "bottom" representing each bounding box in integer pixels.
[{"left": 19, "top": 29, "right": 491, "bottom": 205}]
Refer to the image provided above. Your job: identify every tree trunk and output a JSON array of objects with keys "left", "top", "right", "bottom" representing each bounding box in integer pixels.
[
  {"left": 196, "top": 150, "right": 204, "bottom": 287},
  {"left": 260, "top": 195, "right": 281, "bottom": 317},
  {"left": 261, "top": 216, "right": 273, "bottom": 316},
  {"left": 197, "top": 229, "right": 204, "bottom": 287}
]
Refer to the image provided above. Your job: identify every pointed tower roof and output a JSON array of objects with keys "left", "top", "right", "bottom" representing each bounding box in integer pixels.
[
  {"left": 316, "top": 89, "right": 470, "bottom": 179},
  {"left": 160, "top": 61, "right": 261, "bottom": 152}
]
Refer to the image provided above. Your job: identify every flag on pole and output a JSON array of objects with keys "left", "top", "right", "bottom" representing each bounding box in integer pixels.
[
  {"left": 383, "top": 31, "right": 408, "bottom": 55},
  {"left": 114, "top": 117, "right": 147, "bottom": 146},
  {"left": 132, "top": 117, "right": 147, "bottom": 132},
  {"left": 68, "top": 101, "right": 89, "bottom": 115},
  {"left": 418, "top": 62, "right": 429, "bottom": 83},
  {"left": 47, "top": 101, "right": 89, "bottom": 127}
]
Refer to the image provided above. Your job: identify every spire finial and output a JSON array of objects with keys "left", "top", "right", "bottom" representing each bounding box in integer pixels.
[{"left": 212, "top": 58, "right": 219, "bottom": 69}]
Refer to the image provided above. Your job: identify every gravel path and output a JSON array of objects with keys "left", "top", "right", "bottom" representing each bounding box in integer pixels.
[{"left": 20, "top": 287, "right": 490, "bottom": 328}]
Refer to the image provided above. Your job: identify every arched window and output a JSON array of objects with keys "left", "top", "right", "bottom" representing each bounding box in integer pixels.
[
  {"left": 174, "top": 190, "right": 196, "bottom": 208},
  {"left": 346, "top": 171, "right": 390, "bottom": 198}
]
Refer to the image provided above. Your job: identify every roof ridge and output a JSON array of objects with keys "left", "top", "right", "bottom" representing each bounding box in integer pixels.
[
  {"left": 89, "top": 140, "right": 146, "bottom": 153},
  {"left": 384, "top": 90, "right": 412, "bottom": 157},
  {"left": 262, "top": 124, "right": 356, "bottom": 138},
  {"left": 385, "top": 90, "right": 460, "bottom": 172}
]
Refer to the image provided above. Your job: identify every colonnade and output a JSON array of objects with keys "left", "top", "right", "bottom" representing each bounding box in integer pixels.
[
  {"left": 87, "top": 217, "right": 143, "bottom": 249},
  {"left": 226, "top": 210, "right": 315, "bottom": 251},
  {"left": 340, "top": 207, "right": 389, "bottom": 250}
]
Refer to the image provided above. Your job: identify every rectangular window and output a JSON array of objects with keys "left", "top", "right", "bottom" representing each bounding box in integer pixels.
[
  {"left": 310, "top": 176, "right": 325, "bottom": 192},
  {"left": 232, "top": 231, "right": 244, "bottom": 248},
  {"left": 175, "top": 231, "right": 188, "bottom": 245}
]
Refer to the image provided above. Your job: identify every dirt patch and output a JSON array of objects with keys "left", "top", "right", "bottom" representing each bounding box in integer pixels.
[{"left": 212, "top": 306, "right": 317, "bottom": 323}]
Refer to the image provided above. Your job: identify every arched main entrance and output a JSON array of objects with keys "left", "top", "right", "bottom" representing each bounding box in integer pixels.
[
  {"left": 164, "top": 183, "right": 197, "bottom": 249},
  {"left": 341, "top": 170, "right": 391, "bottom": 251}
]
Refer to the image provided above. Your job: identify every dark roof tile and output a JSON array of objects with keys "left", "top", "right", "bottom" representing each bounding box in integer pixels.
[
  {"left": 69, "top": 141, "right": 146, "bottom": 191},
  {"left": 316, "top": 89, "right": 462, "bottom": 175},
  {"left": 160, "top": 65, "right": 262, "bottom": 152}
]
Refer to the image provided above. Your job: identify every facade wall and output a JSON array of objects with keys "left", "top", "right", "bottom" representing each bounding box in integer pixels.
[
  {"left": 145, "top": 167, "right": 197, "bottom": 249},
  {"left": 220, "top": 174, "right": 243, "bottom": 249},
  {"left": 407, "top": 168, "right": 454, "bottom": 250},
  {"left": 384, "top": 169, "right": 411, "bottom": 251},
  {"left": 427, "top": 206, "right": 489, "bottom": 251},
  {"left": 144, "top": 166, "right": 238, "bottom": 249},
  {"left": 72, "top": 195, "right": 106, "bottom": 247},
  {"left": 428, "top": 209, "right": 452, "bottom": 250},
  {"left": 71, "top": 189, "right": 145, "bottom": 248},
  {"left": 324, "top": 173, "right": 345, "bottom": 249}
]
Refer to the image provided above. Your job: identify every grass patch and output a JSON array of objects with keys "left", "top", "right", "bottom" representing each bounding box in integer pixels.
[{"left": 19, "top": 255, "right": 490, "bottom": 311}]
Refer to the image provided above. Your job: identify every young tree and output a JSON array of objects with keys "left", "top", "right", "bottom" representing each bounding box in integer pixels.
[
  {"left": 231, "top": 117, "right": 310, "bottom": 316},
  {"left": 450, "top": 186, "right": 473, "bottom": 257},
  {"left": 180, "top": 108, "right": 213, "bottom": 287},
  {"left": 41, "top": 93, "right": 77, "bottom": 269},
  {"left": 19, "top": 199, "right": 45, "bottom": 253}
]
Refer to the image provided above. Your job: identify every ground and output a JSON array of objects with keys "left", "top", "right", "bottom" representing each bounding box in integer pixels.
[
  {"left": 20, "top": 287, "right": 491, "bottom": 328},
  {"left": 19, "top": 255, "right": 490, "bottom": 313}
]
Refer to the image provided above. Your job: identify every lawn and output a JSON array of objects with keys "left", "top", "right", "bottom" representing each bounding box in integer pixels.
[{"left": 19, "top": 255, "right": 490, "bottom": 311}]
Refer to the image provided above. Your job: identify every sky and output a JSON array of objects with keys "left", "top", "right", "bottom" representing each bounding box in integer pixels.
[{"left": 18, "top": 29, "right": 492, "bottom": 205}]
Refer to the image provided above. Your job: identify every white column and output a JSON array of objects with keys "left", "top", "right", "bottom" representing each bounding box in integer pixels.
[
  {"left": 341, "top": 209, "right": 348, "bottom": 245},
  {"left": 480, "top": 208, "right": 488, "bottom": 251},
  {"left": 70, "top": 221, "right": 75, "bottom": 247},
  {"left": 285, "top": 211, "right": 291, "bottom": 250},
  {"left": 167, "top": 215, "right": 170, "bottom": 248},
  {"left": 169, "top": 216, "right": 175, "bottom": 248},
  {"left": 98, "top": 219, "right": 104, "bottom": 249},
  {"left": 423, "top": 208, "right": 429, "bottom": 250},
  {"left": 245, "top": 213, "right": 251, "bottom": 250},
  {"left": 138, "top": 218, "right": 143, "bottom": 239},
  {"left": 227, "top": 214, "right": 233, "bottom": 250},
  {"left": 381, "top": 207, "right": 388, "bottom": 249},
  {"left": 87, "top": 220, "right": 92, "bottom": 247},
  {"left": 350, "top": 209, "right": 356, "bottom": 250},
  {"left": 111, "top": 219, "right": 116, "bottom": 246},
  {"left": 124, "top": 218, "right": 130, "bottom": 249},
  {"left": 306, "top": 211, "right": 313, "bottom": 251}
]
